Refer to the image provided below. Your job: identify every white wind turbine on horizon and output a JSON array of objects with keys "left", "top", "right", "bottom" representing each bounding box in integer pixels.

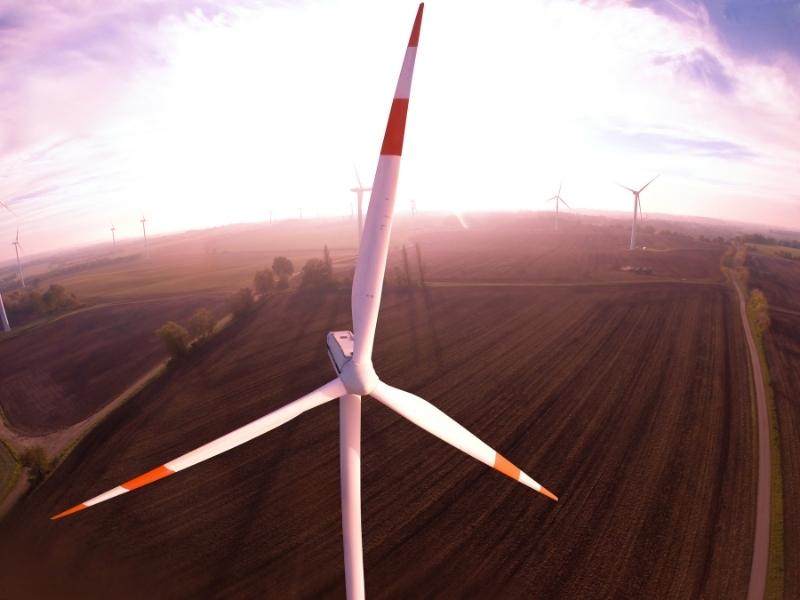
[
  {"left": 12, "top": 228, "right": 25, "bottom": 288},
  {"left": 546, "top": 182, "right": 570, "bottom": 231},
  {"left": 350, "top": 166, "right": 371, "bottom": 246},
  {"left": 619, "top": 175, "right": 658, "bottom": 250},
  {"left": 51, "top": 7, "right": 558, "bottom": 599}
]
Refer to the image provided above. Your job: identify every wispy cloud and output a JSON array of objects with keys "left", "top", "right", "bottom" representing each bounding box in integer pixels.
[{"left": 652, "top": 48, "right": 736, "bottom": 93}]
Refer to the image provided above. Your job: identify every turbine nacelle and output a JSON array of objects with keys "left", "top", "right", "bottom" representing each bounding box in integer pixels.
[{"left": 326, "top": 331, "right": 378, "bottom": 396}]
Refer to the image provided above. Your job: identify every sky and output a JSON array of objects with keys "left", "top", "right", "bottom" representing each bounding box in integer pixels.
[{"left": 0, "top": 0, "right": 799, "bottom": 257}]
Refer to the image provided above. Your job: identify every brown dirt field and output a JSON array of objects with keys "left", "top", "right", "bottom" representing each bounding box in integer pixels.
[
  {"left": 0, "top": 282, "right": 753, "bottom": 599},
  {"left": 748, "top": 252, "right": 800, "bottom": 598},
  {"left": 0, "top": 293, "right": 228, "bottom": 435},
  {"left": 398, "top": 216, "right": 725, "bottom": 284}
]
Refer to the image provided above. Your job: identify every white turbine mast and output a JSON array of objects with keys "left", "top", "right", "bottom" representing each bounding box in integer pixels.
[
  {"left": 110, "top": 222, "right": 117, "bottom": 248},
  {"left": 0, "top": 199, "right": 14, "bottom": 331},
  {"left": 140, "top": 213, "right": 149, "bottom": 256},
  {"left": 350, "top": 166, "right": 372, "bottom": 246},
  {"left": 545, "top": 182, "right": 570, "bottom": 231},
  {"left": 12, "top": 228, "right": 24, "bottom": 288},
  {"left": 51, "top": 7, "right": 558, "bottom": 599},
  {"left": 618, "top": 175, "right": 658, "bottom": 250}
]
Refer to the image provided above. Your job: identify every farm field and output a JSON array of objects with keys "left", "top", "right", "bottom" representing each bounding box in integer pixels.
[
  {"left": 748, "top": 252, "right": 800, "bottom": 598},
  {"left": 397, "top": 215, "right": 726, "bottom": 284},
  {"left": 0, "top": 281, "right": 753, "bottom": 599},
  {"left": 0, "top": 292, "right": 228, "bottom": 435}
]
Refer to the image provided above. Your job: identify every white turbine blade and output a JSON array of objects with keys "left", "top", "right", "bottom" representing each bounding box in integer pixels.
[
  {"left": 616, "top": 183, "right": 636, "bottom": 194},
  {"left": 557, "top": 181, "right": 562, "bottom": 198},
  {"left": 51, "top": 378, "right": 346, "bottom": 520},
  {"left": 637, "top": 174, "right": 659, "bottom": 194},
  {"left": 560, "top": 197, "right": 570, "bottom": 209},
  {"left": 351, "top": 4, "right": 423, "bottom": 364},
  {"left": 0, "top": 199, "right": 15, "bottom": 216},
  {"left": 353, "top": 165, "right": 363, "bottom": 189},
  {"left": 370, "top": 381, "right": 558, "bottom": 501}
]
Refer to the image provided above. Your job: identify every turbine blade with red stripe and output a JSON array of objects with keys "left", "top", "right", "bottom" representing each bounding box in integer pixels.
[
  {"left": 351, "top": 3, "right": 424, "bottom": 364},
  {"left": 51, "top": 378, "right": 347, "bottom": 520},
  {"left": 370, "top": 381, "right": 558, "bottom": 502}
]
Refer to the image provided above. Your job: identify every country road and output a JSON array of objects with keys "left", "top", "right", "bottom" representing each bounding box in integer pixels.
[{"left": 732, "top": 275, "right": 771, "bottom": 600}]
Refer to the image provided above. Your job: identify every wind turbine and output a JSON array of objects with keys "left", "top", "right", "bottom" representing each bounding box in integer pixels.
[
  {"left": 51, "top": 7, "right": 558, "bottom": 600},
  {"left": 0, "top": 200, "right": 13, "bottom": 330},
  {"left": 350, "top": 166, "right": 371, "bottom": 245},
  {"left": 545, "top": 182, "right": 570, "bottom": 231},
  {"left": 12, "top": 228, "right": 24, "bottom": 287},
  {"left": 618, "top": 175, "right": 658, "bottom": 250},
  {"left": 110, "top": 222, "right": 117, "bottom": 248},
  {"left": 140, "top": 213, "right": 149, "bottom": 256}
]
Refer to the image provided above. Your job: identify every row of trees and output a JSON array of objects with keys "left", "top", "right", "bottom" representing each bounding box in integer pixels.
[
  {"left": 5, "top": 284, "right": 78, "bottom": 318},
  {"left": 156, "top": 308, "right": 217, "bottom": 359}
]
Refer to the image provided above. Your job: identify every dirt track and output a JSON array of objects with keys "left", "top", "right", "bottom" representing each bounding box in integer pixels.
[{"left": 0, "top": 283, "right": 753, "bottom": 599}]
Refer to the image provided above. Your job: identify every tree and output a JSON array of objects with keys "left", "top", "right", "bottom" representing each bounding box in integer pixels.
[
  {"left": 300, "top": 258, "right": 332, "bottom": 289},
  {"left": 157, "top": 321, "right": 190, "bottom": 359},
  {"left": 272, "top": 256, "right": 294, "bottom": 279},
  {"left": 188, "top": 308, "right": 216, "bottom": 340},
  {"left": 749, "top": 289, "right": 770, "bottom": 334},
  {"left": 254, "top": 268, "right": 275, "bottom": 295},
  {"left": 229, "top": 287, "right": 255, "bottom": 316},
  {"left": 323, "top": 245, "right": 333, "bottom": 277}
]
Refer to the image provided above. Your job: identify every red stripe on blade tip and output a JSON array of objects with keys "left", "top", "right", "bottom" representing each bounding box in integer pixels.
[{"left": 380, "top": 99, "right": 409, "bottom": 156}]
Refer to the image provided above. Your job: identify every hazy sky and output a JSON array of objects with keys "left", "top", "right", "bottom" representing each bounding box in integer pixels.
[{"left": 1, "top": 0, "right": 799, "bottom": 257}]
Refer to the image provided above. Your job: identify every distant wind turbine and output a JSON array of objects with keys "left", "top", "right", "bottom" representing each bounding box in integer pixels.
[
  {"left": 351, "top": 167, "right": 371, "bottom": 246},
  {"left": 140, "top": 213, "right": 149, "bottom": 256},
  {"left": 618, "top": 175, "right": 658, "bottom": 250},
  {"left": 12, "top": 228, "right": 25, "bottom": 288},
  {"left": 546, "top": 182, "right": 570, "bottom": 231},
  {"left": 51, "top": 8, "right": 558, "bottom": 600},
  {"left": 110, "top": 222, "right": 116, "bottom": 248},
  {"left": 0, "top": 200, "right": 13, "bottom": 331},
  {"left": 410, "top": 198, "right": 417, "bottom": 217}
]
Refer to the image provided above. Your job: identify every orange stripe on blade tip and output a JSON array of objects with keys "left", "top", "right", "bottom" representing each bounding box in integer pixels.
[
  {"left": 493, "top": 453, "right": 521, "bottom": 481},
  {"left": 51, "top": 503, "right": 88, "bottom": 520},
  {"left": 121, "top": 465, "right": 174, "bottom": 491}
]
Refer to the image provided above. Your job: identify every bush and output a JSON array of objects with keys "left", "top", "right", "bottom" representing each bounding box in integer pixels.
[
  {"left": 254, "top": 268, "right": 275, "bottom": 295},
  {"left": 19, "top": 446, "right": 50, "bottom": 485},
  {"left": 188, "top": 308, "right": 216, "bottom": 340},
  {"left": 272, "top": 256, "right": 294, "bottom": 280},
  {"left": 229, "top": 288, "right": 255, "bottom": 316},
  {"left": 300, "top": 258, "right": 332, "bottom": 289},
  {"left": 157, "top": 321, "right": 190, "bottom": 358},
  {"left": 276, "top": 275, "right": 289, "bottom": 290},
  {"left": 749, "top": 289, "right": 770, "bottom": 334},
  {"left": 7, "top": 284, "right": 77, "bottom": 317}
]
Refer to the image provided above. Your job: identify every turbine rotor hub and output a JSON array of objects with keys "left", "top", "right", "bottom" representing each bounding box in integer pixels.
[{"left": 326, "top": 331, "right": 378, "bottom": 395}]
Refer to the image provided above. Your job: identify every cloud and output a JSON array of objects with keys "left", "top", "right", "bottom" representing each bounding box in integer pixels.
[
  {"left": 595, "top": 127, "right": 756, "bottom": 160},
  {"left": 652, "top": 47, "right": 736, "bottom": 93}
]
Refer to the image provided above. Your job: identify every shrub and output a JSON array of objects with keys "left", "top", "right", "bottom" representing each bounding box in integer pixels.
[
  {"left": 749, "top": 289, "right": 770, "bottom": 334},
  {"left": 229, "top": 288, "right": 255, "bottom": 316},
  {"left": 19, "top": 446, "right": 50, "bottom": 485},
  {"left": 276, "top": 275, "right": 289, "bottom": 290},
  {"left": 188, "top": 308, "right": 216, "bottom": 340},
  {"left": 157, "top": 321, "right": 190, "bottom": 358},
  {"left": 272, "top": 256, "right": 294, "bottom": 280},
  {"left": 300, "top": 258, "right": 332, "bottom": 289},
  {"left": 254, "top": 268, "right": 275, "bottom": 295}
]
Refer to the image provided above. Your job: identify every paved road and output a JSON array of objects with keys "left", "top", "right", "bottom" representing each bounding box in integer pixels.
[{"left": 732, "top": 275, "right": 771, "bottom": 600}]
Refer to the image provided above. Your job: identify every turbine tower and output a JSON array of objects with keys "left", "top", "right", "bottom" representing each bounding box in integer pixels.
[
  {"left": 110, "top": 222, "right": 116, "bottom": 248},
  {"left": 0, "top": 199, "right": 13, "bottom": 331},
  {"left": 350, "top": 166, "right": 371, "bottom": 246},
  {"left": 51, "top": 8, "right": 558, "bottom": 600},
  {"left": 12, "top": 228, "right": 24, "bottom": 287},
  {"left": 619, "top": 175, "right": 658, "bottom": 250},
  {"left": 140, "top": 213, "right": 149, "bottom": 256},
  {"left": 546, "top": 182, "right": 570, "bottom": 231}
]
